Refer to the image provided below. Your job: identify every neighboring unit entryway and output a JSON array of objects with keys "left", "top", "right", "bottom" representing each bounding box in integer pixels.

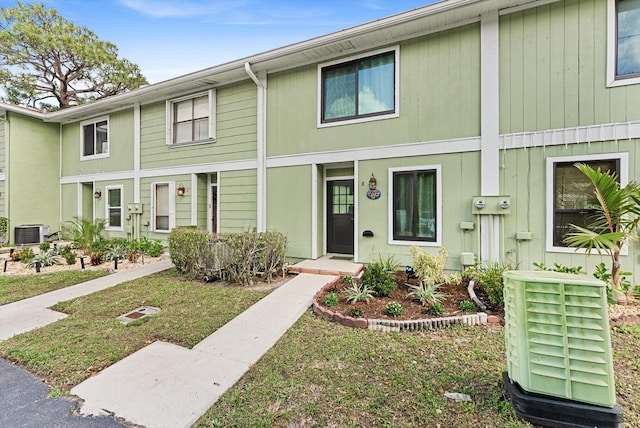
[{"left": 326, "top": 179, "right": 354, "bottom": 254}]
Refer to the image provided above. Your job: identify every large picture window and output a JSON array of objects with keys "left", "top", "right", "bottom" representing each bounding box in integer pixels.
[
  {"left": 81, "top": 117, "right": 108, "bottom": 158},
  {"left": 105, "top": 186, "right": 123, "bottom": 230},
  {"left": 547, "top": 154, "right": 628, "bottom": 252},
  {"left": 616, "top": 0, "right": 640, "bottom": 78},
  {"left": 320, "top": 49, "right": 397, "bottom": 124},
  {"left": 392, "top": 169, "right": 437, "bottom": 242},
  {"left": 167, "top": 90, "right": 216, "bottom": 145}
]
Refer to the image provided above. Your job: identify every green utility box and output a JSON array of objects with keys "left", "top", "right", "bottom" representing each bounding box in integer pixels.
[{"left": 503, "top": 271, "right": 616, "bottom": 408}]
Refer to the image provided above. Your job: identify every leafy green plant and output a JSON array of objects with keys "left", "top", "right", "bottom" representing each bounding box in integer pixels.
[
  {"left": 349, "top": 302, "right": 365, "bottom": 318},
  {"left": 138, "top": 238, "right": 164, "bottom": 257},
  {"left": 410, "top": 246, "right": 460, "bottom": 286},
  {"left": 532, "top": 261, "right": 585, "bottom": 275},
  {"left": 39, "top": 242, "right": 50, "bottom": 252},
  {"left": 385, "top": 301, "right": 403, "bottom": 317},
  {"left": 361, "top": 262, "right": 397, "bottom": 297},
  {"left": 20, "top": 247, "right": 35, "bottom": 263},
  {"left": 427, "top": 301, "right": 444, "bottom": 315},
  {"left": 593, "top": 262, "right": 632, "bottom": 303},
  {"left": 342, "top": 274, "right": 353, "bottom": 285},
  {"left": 459, "top": 300, "right": 476, "bottom": 311},
  {"left": 63, "top": 251, "right": 77, "bottom": 266},
  {"left": 564, "top": 163, "right": 640, "bottom": 293},
  {"left": 104, "top": 241, "right": 129, "bottom": 261},
  {"left": 406, "top": 283, "right": 445, "bottom": 307},
  {"left": 373, "top": 253, "right": 400, "bottom": 274},
  {"left": 26, "top": 251, "right": 61, "bottom": 268},
  {"left": 325, "top": 293, "right": 339, "bottom": 307},
  {"left": 66, "top": 218, "right": 106, "bottom": 254},
  {"left": 474, "top": 261, "right": 511, "bottom": 309},
  {"left": 344, "top": 283, "right": 374, "bottom": 304},
  {"left": 0, "top": 217, "right": 9, "bottom": 245}
]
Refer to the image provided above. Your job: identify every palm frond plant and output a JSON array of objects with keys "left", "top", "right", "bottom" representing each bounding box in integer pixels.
[
  {"left": 406, "top": 282, "right": 446, "bottom": 307},
  {"left": 564, "top": 163, "right": 640, "bottom": 295}
]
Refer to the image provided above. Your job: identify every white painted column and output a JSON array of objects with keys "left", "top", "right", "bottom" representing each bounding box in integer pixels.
[
  {"left": 133, "top": 103, "right": 141, "bottom": 203},
  {"left": 311, "top": 164, "right": 318, "bottom": 259},
  {"left": 480, "top": 11, "right": 501, "bottom": 262}
]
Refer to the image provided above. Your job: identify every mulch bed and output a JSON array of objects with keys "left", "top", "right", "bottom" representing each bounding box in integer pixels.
[{"left": 317, "top": 271, "right": 480, "bottom": 321}]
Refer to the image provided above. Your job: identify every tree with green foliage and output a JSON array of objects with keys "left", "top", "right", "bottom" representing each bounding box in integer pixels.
[
  {"left": 565, "top": 163, "right": 640, "bottom": 292},
  {"left": 0, "top": 2, "right": 147, "bottom": 110}
]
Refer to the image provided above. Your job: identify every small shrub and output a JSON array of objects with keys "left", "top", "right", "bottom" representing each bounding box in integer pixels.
[
  {"left": 64, "top": 251, "right": 77, "bottom": 265},
  {"left": 459, "top": 300, "right": 476, "bottom": 312},
  {"left": 427, "top": 301, "right": 445, "bottom": 315},
  {"left": 342, "top": 274, "right": 353, "bottom": 285},
  {"left": 533, "top": 262, "right": 585, "bottom": 275},
  {"left": 349, "top": 302, "right": 365, "bottom": 318},
  {"left": 325, "top": 293, "right": 339, "bottom": 307},
  {"left": 410, "top": 246, "right": 460, "bottom": 286},
  {"left": 89, "top": 252, "right": 103, "bottom": 266},
  {"left": 407, "top": 282, "right": 446, "bottom": 307},
  {"left": 39, "top": 242, "right": 50, "bottom": 252},
  {"left": 139, "top": 238, "right": 164, "bottom": 257},
  {"left": 66, "top": 217, "right": 106, "bottom": 254},
  {"left": 10, "top": 249, "right": 22, "bottom": 261},
  {"left": 0, "top": 217, "right": 8, "bottom": 245},
  {"left": 344, "top": 283, "right": 375, "bottom": 304},
  {"left": 373, "top": 253, "right": 400, "bottom": 274},
  {"left": 26, "top": 251, "right": 61, "bottom": 268},
  {"left": 385, "top": 301, "right": 403, "bottom": 317},
  {"left": 361, "top": 263, "right": 397, "bottom": 297},
  {"left": 474, "top": 261, "right": 511, "bottom": 308},
  {"left": 104, "top": 242, "right": 129, "bottom": 261},
  {"left": 21, "top": 247, "right": 35, "bottom": 263}
]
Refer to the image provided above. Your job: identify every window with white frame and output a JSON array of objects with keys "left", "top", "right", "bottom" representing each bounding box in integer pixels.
[
  {"left": 319, "top": 48, "right": 398, "bottom": 126},
  {"left": 105, "top": 186, "right": 123, "bottom": 230},
  {"left": 608, "top": 0, "right": 640, "bottom": 85},
  {"left": 547, "top": 153, "right": 627, "bottom": 251},
  {"left": 389, "top": 166, "right": 441, "bottom": 245},
  {"left": 81, "top": 117, "right": 108, "bottom": 158},
  {"left": 152, "top": 182, "right": 174, "bottom": 232},
  {"left": 166, "top": 90, "right": 216, "bottom": 145}
]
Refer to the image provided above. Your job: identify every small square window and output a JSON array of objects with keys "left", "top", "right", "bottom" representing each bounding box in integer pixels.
[
  {"left": 81, "top": 118, "right": 109, "bottom": 158},
  {"left": 319, "top": 48, "right": 398, "bottom": 126},
  {"left": 167, "top": 91, "right": 216, "bottom": 145}
]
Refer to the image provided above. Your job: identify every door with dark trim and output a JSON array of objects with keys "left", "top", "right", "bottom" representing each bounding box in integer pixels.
[{"left": 327, "top": 180, "right": 354, "bottom": 254}]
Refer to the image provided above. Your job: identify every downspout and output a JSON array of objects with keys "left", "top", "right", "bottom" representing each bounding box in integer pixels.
[
  {"left": 1, "top": 114, "right": 9, "bottom": 241},
  {"left": 245, "top": 62, "right": 267, "bottom": 232},
  {"left": 59, "top": 123, "right": 62, "bottom": 233}
]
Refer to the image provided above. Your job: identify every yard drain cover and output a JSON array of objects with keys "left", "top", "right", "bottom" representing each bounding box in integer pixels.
[{"left": 117, "top": 306, "right": 160, "bottom": 325}]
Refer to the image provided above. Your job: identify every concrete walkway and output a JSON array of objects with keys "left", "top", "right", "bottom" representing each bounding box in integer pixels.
[
  {"left": 0, "top": 259, "right": 174, "bottom": 341},
  {"left": 71, "top": 272, "right": 336, "bottom": 428}
]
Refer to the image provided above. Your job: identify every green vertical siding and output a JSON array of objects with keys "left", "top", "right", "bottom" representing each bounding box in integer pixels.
[
  {"left": 267, "top": 23, "right": 481, "bottom": 157},
  {"left": 267, "top": 165, "right": 312, "bottom": 259},
  {"left": 140, "top": 81, "right": 257, "bottom": 169},
  {"left": 219, "top": 169, "right": 257, "bottom": 232},
  {"left": 499, "top": 0, "right": 640, "bottom": 134},
  {"left": 60, "top": 183, "right": 77, "bottom": 239},
  {"left": 0, "top": 118, "right": 5, "bottom": 218},
  {"left": 61, "top": 109, "right": 134, "bottom": 176}
]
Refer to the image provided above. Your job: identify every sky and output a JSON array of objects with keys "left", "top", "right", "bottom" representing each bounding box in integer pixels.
[{"left": 1, "top": 0, "right": 438, "bottom": 84}]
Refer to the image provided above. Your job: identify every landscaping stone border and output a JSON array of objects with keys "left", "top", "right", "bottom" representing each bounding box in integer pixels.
[{"left": 312, "top": 278, "right": 489, "bottom": 331}]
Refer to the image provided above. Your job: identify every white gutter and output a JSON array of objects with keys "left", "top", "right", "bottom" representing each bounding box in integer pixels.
[{"left": 245, "top": 62, "right": 267, "bottom": 232}]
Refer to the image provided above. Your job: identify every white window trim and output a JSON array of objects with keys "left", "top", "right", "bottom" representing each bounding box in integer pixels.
[
  {"left": 317, "top": 46, "right": 400, "bottom": 128},
  {"left": 166, "top": 89, "right": 217, "bottom": 146},
  {"left": 151, "top": 181, "right": 176, "bottom": 233},
  {"left": 388, "top": 164, "right": 442, "bottom": 247},
  {"left": 80, "top": 116, "right": 110, "bottom": 160},
  {"left": 606, "top": 0, "right": 640, "bottom": 87},
  {"left": 545, "top": 152, "right": 629, "bottom": 253},
  {"left": 105, "top": 185, "right": 124, "bottom": 231}
]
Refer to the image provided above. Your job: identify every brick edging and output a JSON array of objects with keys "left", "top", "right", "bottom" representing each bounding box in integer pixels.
[{"left": 312, "top": 278, "right": 489, "bottom": 331}]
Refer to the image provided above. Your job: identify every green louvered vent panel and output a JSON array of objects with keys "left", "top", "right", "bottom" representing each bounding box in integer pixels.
[{"left": 503, "top": 271, "right": 616, "bottom": 407}]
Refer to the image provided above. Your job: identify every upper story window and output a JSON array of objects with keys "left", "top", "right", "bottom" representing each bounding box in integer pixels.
[
  {"left": 546, "top": 153, "right": 628, "bottom": 252},
  {"left": 607, "top": 0, "right": 640, "bottom": 86},
  {"left": 81, "top": 117, "right": 109, "bottom": 159},
  {"left": 388, "top": 165, "right": 441, "bottom": 247},
  {"left": 319, "top": 47, "right": 399, "bottom": 127},
  {"left": 166, "top": 89, "right": 216, "bottom": 146}
]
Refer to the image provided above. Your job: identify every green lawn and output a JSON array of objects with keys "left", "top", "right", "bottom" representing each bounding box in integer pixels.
[
  {"left": 0, "top": 270, "right": 108, "bottom": 305},
  {"left": 196, "top": 315, "right": 640, "bottom": 428},
  {"left": 0, "top": 269, "right": 271, "bottom": 389}
]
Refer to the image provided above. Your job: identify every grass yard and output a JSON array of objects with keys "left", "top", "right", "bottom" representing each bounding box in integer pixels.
[
  {"left": 197, "top": 313, "right": 640, "bottom": 428},
  {"left": 0, "top": 270, "right": 108, "bottom": 305},
  {"left": 0, "top": 269, "right": 272, "bottom": 390}
]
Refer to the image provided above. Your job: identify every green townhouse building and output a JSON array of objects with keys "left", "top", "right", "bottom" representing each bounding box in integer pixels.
[{"left": 0, "top": 0, "right": 639, "bottom": 277}]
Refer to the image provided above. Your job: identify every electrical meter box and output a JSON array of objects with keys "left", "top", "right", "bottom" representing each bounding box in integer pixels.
[{"left": 503, "top": 270, "right": 616, "bottom": 408}]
